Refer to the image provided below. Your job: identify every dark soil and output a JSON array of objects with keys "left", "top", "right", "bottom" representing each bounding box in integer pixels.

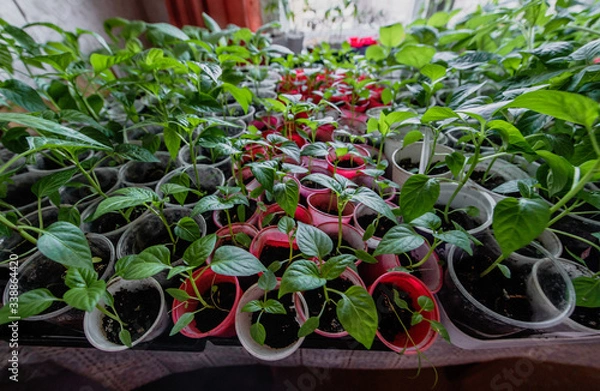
[
  {"left": 126, "top": 162, "right": 168, "bottom": 183},
  {"left": 303, "top": 277, "right": 354, "bottom": 333},
  {"left": 193, "top": 282, "right": 237, "bottom": 332},
  {"left": 538, "top": 269, "right": 567, "bottom": 306},
  {"left": 372, "top": 283, "right": 415, "bottom": 343},
  {"left": 470, "top": 170, "right": 517, "bottom": 195},
  {"left": 251, "top": 291, "right": 299, "bottom": 348},
  {"left": 435, "top": 206, "right": 480, "bottom": 232},
  {"left": 454, "top": 251, "right": 534, "bottom": 321},
  {"left": 357, "top": 214, "right": 397, "bottom": 238},
  {"left": 217, "top": 202, "right": 257, "bottom": 224},
  {"left": 301, "top": 179, "right": 326, "bottom": 190},
  {"left": 399, "top": 158, "right": 448, "bottom": 176},
  {"left": 87, "top": 207, "right": 146, "bottom": 234},
  {"left": 570, "top": 306, "right": 600, "bottom": 330},
  {"left": 259, "top": 243, "right": 302, "bottom": 276},
  {"left": 335, "top": 158, "right": 362, "bottom": 169},
  {"left": 514, "top": 241, "right": 545, "bottom": 258},
  {"left": 102, "top": 287, "right": 161, "bottom": 344},
  {"left": 552, "top": 217, "right": 600, "bottom": 273}
]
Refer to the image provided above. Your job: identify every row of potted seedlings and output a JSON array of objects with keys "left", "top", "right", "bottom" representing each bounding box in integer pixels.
[{"left": 1, "top": 1, "right": 600, "bottom": 361}]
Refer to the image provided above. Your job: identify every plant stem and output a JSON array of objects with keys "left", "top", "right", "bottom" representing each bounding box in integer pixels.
[
  {"left": 186, "top": 268, "right": 212, "bottom": 309},
  {"left": 480, "top": 254, "right": 505, "bottom": 277},
  {"left": 0, "top": 215, "right": 38, "bottom": 245}
]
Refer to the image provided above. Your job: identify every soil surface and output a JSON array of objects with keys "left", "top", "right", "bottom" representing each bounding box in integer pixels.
[
  {"left": 87, "top": 207, "right": 146, "bottom": 234},
  {"left": 357, "top": 214, "right": 397, "bottom": 239},
  {"left": 259, "top": 244, "right": 302, "bottom": 276},
  {"left": 303, "top": 277, "right": 353, "bottom": 333},
  {"left": 251, "top": 291, "right": 299, "bottom": 348},
  {"left": 102, "top": 286, "right": 161, "bottom": 344},
  {"left": 435, "top": 206, "right": 480, "bottom": 232},
  {"left": 454, "top": 251, "right": 534, "bottom": 321},
  {"left": 372, "top": 283, "right": 415, "bottom": 343},
  {"left": 570, "top": 306, "right": 600, "bottom": 330},
  {"left": 193, "top": 282, "right": 237, "bottom": 332},
  {"left": 399, "top": 158, "right": 448, "bottom": 176}
]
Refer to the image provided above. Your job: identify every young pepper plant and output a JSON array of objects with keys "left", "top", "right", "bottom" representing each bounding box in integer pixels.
[{"left": 278, "top": 222, "right": 378, "bottom": 349}]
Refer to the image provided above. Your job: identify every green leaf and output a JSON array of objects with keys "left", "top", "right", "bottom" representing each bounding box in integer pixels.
[
  {"left": 183, "top": 234, "right": 217, "bottom": 267},
  {"left": 274, "top": 179, "right": 299, "bottom": 217},
  {"left": 0, "top": 79, "right": 47, "bottom": 112},
  {"left": 487, "top": 120, "right": 532, "bottom": 152},
  {"left": 400, "top": 175, "right": 440, "bottom": 223},
  {"left": 321, "top": 254, "right": 355, "bottom": 280},
  {"left": 506, "top": 90, "right": 599, "bottom": 129},
  {"left": 355, "top": 249, "right": 377, "bottom": 264},
  {"left": 170, "top": 312, "right": 194, "bottom": 336},
  {"left": 279, "top": 260, "right": 326, "bottom": 297},
  {"left": 174, "top": 217, "right": 202, "bottom": 242},
  {"left": 148, "top": 22, "right": 189, "bottom": 41},
  {"left": 374, "top": 224, "right": 425, "bottom": 256},
  {"left": 37, "top": 222, "right": 93, "bottom": 270},
  {"left": 116, "top": 245, "right": 171, "bottom": 280},
  {"left": 417, "top": 295, "right": 434, "bottom": 312},
  {"left": 444, "top": 152, "right": 465, "bottom": 179},
  {"left": 31, "top": 168, "right": 76, "bottom": 198},
  {"left": 115, "top": 144, "right": 160, "bottom": 163},
  {"left": 242, "top": 300, "right": 264, "bottom": 313},
  {"left": 366, "top": 45, "right": 386, "bottom": 61},
  {"left": 409, "top": 212, "right": 441, "bottom": 231},
  {"left": 296, "top": 222, "right": 333, "bottom": 259},
  {"left": 379, "top": 23, "right": 405, "bottom": 48},
  {"left": 430, "top": 320, "right": 450, "bottom": 342},
  {"left": 421, "top": 107, "right": 459, "bottom": 122},
  {"left": 89, "top": 52, "right": 131, "bottom": 73},
  {"left": 298, "top": 316, "right": 320, "bottom": 337},
  {"left": 277, "top": 216, "right": 296, "bottom": 234},
  {"left": 337, "top": 286, "right": 378, "bottom": 349},
  {"left": 393, "top": 290, "right": 409, "bottom": 309},
  {"left": 258, "top": 270, "right": 277, "bottom": 291},
  {"left": 58, "top": 206, "right": 81, "bottom": 226},
  {"left": 421, "top": 64, "right": 446, "bottom": 82},
  {"left": 119, "top": 328, "right": 132, "bottom": 348},
  {"left": 166, "top": 288, "right": 192, "bottom": 302},
  {"left": 492, "top": 198, "right": 550, "bottom": 258},
  {"left": 90, "top": 188, "right": 158, "bottom": 220},
  {"left": 395, "top": 44, "right": 435, "bottom": 69},
  {"left": 572, "top": 276, "right": 600, "bottom": 308},
  {"left": 497, "top": 264, "right": 511, "bottom": 278},
  {"left": 433, "top": 230, "right": 474, "bottom": 256},
  {"left": 263, "top": 299, "right": 286, "bottom": 314},
  {"left": 403, "top": 130, "right": 423, "bottom": 148},
  {"left": 411, "top": 312, "right": 424, "bottom": 326},
  {"left": 63, "top": 268, "right": 106, "bottom": 312},
  {"left": 250, "top": 322, "right": 266, "bottom": 345},
  {"left": 536, "top": 150, "right": 573, "bottom": 197},
  {"left": 222, "top": 83, "right": 252, "bottom": 114},
  {"left": 210, "top": 246, "right": 266, "bottom": 276},
  {"left": 0, "top": 113, "right": 110, "bottom": 150},
  {"left": 202, "top": 12, "right": 222, "bottom": 32},
  {"left": 351, "top": 187, "right": 396, "bottom": 222},
  {"left": 0, "top": 289, "right": 56, "bottom": 324},
  {"left": 569, "top": 39, "right": 600, "bottom": 62}
]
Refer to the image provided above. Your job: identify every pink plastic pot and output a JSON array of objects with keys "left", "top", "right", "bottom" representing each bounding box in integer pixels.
[
  {"left": 215, "top": 223, "right": 259, "bottom": 248},
  {"left": 369, "top": 271, "right": 439, "bottom": 354},
  {"left": 358, "top": 253, "right": 400, "bottom": 288},
  {"left": 409, "top": 243, "right": 443, "bottom": 294},
  {"left": 326, "top": 147, "right": 367, "bottom": 179},
  {"left": 171, "top": 268, "right": 242, "bottom": 338},
  {"left": 306, "top": 191, "right": 356, "bottom": 226},
  {"left": 352, "top": 201, "right": 400, "bottom": 250},
  {"left": 294, "top": 267, "right": 365, "bottom": 339},
  {"left": 229, "top": 166, "right": 260, "bottom": 193},
  {"left": 258, "top": 203, "right": 312, "bottom": 230},
  {"left": 295, "top": 166, "right": 332, "bottom": 202},
  {"left": 249, "top": 227, "right": 299, "bottom": 272}
]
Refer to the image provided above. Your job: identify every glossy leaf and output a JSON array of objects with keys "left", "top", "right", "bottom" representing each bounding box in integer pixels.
[
  {"left": 279, "top": 260, "right": 326, "bottom": 297},
  {"left": 37, "top": 222, "right": 93, "bottom": 270},
  {"left": 210, "top": 246, "right": 266, "bottom": 276},
  {"left": 337, "top": 286, "right": 378, "bottom": 349}
]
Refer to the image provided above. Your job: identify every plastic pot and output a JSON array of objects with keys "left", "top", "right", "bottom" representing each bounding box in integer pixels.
[
  {"left": 0, "top": 206, "right": 60, "bottom": 261},
  {"left": 369, "top": 271, "right": 439, "bottom": 354},
  {"left": 467, "top": 158, "right": 532, "bottom": 202},
  {"left": 213, "top": 103, "right": 256, "bottom": 124},
  {"left": 119, "top": 152, "right": 178, "bottom": 189},
  {"left": 3, "top": 233, "right": 115, "bottom": 327},
  {"left": 439, "top": 238, "right": 575, "bottom": 337},
  {"left": 83, "top": 277, "right": 168, "bottom": 352},
  {"left": 316, "top": 222, "right": 366, "bottom": 262},
  {"left": 249, "top": 226, "right": 298, "bottom": 273},
  {"left": 28, "top": 150, "right": 94, "bottom": 175},
  {"left": 116, "top": 207, "right": 207, "bottom": 258},
  {"left": 352, "top": 174, "right": 397, "bottom": 203},
  {"left": 391, "top": 142, "right": 454, "bottom": 187},
  {"left": 306, "top": 191, "right": 355, "bottom": 226},
  {"left": 295, "top": 166, "right": 332, "bottom": 203},
  {"left": 155, "top": 165, "right": 225, "bottom": 209},
  {"left": 212, "top": 197, "right": 261, "bottom": 229},
  {"left": 177, "top": 145, "right": 232, "bottom": 179},
  {"left": 171, "top": 267, "right": 242, "bottom": 338},
  {"left": 352, "top": 202, "right": 401, "bottom": 250},
  {"left": 510, "top": 229, "right": 563, "bottom": 263},
  {"left": 235, "top": 281, "right": 308, "bottom": 361}
]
